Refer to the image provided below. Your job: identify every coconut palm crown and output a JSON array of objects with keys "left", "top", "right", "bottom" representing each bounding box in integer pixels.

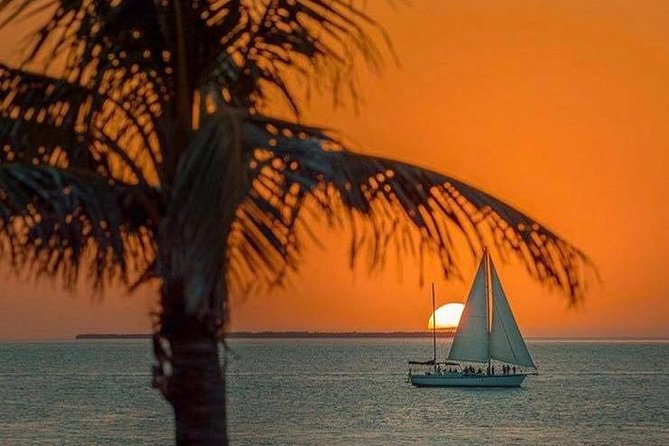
[{"left": 0, "top": 0, "right": 590, "bottom": 444}]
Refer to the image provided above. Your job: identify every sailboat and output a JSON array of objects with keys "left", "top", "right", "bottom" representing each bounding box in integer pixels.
[{"left": 408, "top": 249, "right": 537, "bottom": 387}]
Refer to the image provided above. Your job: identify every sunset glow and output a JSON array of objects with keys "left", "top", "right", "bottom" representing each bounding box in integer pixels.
[{"left": 0, "top": 0, "right": 668, "bottom": 339}]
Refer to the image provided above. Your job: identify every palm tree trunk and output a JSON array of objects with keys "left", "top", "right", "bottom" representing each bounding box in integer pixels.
[
  {"left": 152, "top": 102, "right": 243, "bottom": 444},
  {"left": 156, "top": 314, "right": 227, "bottom": 445},
  {"left": 169, "top": 325, "right": 227, "bottom": 445}
]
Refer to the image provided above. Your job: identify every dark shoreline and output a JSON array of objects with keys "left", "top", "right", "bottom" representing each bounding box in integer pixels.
[
  {"left": 73, "top": 332, "right": 669, "bottom": 341},
  {"left": 75, "top": 331, "right": 456, "bottom": 340}
]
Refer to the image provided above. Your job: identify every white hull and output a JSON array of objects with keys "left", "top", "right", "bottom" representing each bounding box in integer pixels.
[{"left": 410, "top": 373, "right": 527, "bottom": 388}]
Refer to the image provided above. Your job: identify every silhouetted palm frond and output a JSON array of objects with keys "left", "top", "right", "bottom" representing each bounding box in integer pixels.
[
  {"left": 0, "top": 1, "right": 593, "bottom": 306},
  {"left": 0, "top": 163, "right": 156, "bottom": 287},
  {"left": 232, "top": 117, "right": 591, "bottom": 299},
  {"left": 0, "top": 63, "right": 160, "bottom": 184},
  {"left": 0, "top": 0, "right": 391, "bottom": 302},
  {"left": 205, "top": 0, "right": 387, "bottom": 114},
  {"left": 1, "top": 0, "right": 384, "bottom": 115}
]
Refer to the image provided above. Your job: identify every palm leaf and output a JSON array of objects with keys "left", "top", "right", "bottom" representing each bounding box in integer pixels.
[
  {"left": 232, "top": 116, "right": 592, "bottom": 300},
  {"left": 0, "top": 1, "right": 592, "bottom": 312},
  {"left": 205, "top": 0, "right": 388, "bottom": 114},
  {"left": 0, "top": 0, "right": 387, "bottom": 116},
  {"left": 0, "top": 163, "right": 157, "bottom": 288},
  {"left": 0, "top": 63, "right": 161, "bottom": 185}
]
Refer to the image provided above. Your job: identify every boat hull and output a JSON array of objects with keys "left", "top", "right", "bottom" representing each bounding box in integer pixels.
[{"left": 410, "top": 373, "right": 527, "bottom": 388}]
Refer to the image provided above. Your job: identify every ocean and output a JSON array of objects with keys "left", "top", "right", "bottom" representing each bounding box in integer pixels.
[{"left": 0, "top": 339, "right": 667, "bottom": 445}]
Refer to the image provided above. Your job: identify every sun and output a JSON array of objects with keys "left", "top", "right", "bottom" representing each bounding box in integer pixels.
[{"left": 428, "top": 303, "right": 465, "bottom": 329}]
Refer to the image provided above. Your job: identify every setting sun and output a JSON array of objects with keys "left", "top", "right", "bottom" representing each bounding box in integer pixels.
[{"left": 427, "top": 303, "right": 465, "bottom": 329}]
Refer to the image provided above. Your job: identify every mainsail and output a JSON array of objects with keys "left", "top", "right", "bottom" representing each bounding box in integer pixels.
[
  {"left": 489, "top": 262, "right": 535, "bottom": 368},
  {"left": 447, "top": 260, "right": 489, "bottom": 363},
  {"left": 447, "top": 251, "right": 536, "bottom": 368}
]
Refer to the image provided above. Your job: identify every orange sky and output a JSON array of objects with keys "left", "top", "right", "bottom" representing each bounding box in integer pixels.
[{"left": 1, "top": 0, "right": 668, "bottom": 339}]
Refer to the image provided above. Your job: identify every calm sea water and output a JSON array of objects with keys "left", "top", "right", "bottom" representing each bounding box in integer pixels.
[{"left": 0, "top": 339, "right": 667, "bottom": 445}]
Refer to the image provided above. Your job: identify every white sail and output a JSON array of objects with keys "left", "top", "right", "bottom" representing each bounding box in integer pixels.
[
  {"left": 489, "top": 261, "right": 536, "bottom": 368},
  {"left": 447, "top": 258, "right": 489, "bottom": 363}
]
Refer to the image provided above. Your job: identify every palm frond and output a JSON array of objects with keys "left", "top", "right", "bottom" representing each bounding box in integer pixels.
[
  {"left": 0, "top": 163, "right": 157, "bottom": 288},
  {"left": 205, "top": 0, "right": 388, "bottom": 115},
  {"left": 0, "top": 2, "right": 593, "bottom": 310},
  {"left": 0, "top": 63, "right": 161, "bottom": 184},
  {"left": 0, "top": 0, "right": 170, "bottom": 84},
  {"left": 233, "top": 116, "right": 592, "bottom": 300},
  {"left": 0, "top": 0, "right": 387, "bottom": 116}
]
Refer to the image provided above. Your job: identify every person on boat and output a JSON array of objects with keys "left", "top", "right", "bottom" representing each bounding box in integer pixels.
[
  {"left": 491, "top": 365, "right": 495, "bottom": 375},
  {"left": 512, "top": 366, "right": 516, "bottom": 374}
]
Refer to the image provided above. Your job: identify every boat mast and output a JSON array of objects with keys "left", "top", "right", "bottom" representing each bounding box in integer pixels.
[
  {"left": 431, "top": 282, "right": 437, "bottom": 372},
  {"left": 484, "top": 248, "right": 492, "bottom": 373}
]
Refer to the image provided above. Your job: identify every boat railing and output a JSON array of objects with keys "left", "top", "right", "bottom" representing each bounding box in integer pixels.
[{"left": 408, "top": 360, "right": 537, "bottom": 377}]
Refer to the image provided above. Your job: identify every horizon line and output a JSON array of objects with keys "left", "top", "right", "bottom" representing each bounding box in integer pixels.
[{"left": 70, "top": 331, "right": 669, "bottom": 341}]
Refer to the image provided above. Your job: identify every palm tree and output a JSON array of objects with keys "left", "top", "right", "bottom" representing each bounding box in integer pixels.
[{"left": 0, "top": 1, "right": 591, "bottom": 444}]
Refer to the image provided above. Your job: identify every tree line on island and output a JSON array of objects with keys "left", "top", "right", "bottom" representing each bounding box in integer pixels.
[{"left": 75, "top": 331, "right": 457, "bottom": 340}]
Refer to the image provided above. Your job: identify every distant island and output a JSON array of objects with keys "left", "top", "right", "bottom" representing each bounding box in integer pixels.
[
  {"left": 74, "top": 332, "right": 668, "bottom": 341},
  {"left": 75, "top": 331, "right": 456, "bottom": 340}
]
